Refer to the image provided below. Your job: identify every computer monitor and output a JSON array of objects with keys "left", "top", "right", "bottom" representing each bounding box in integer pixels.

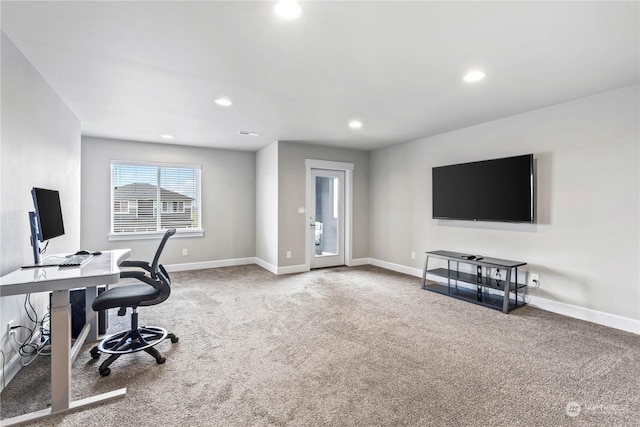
[{"left": 29, "top": 187, "right": 65, "bottom": 265}]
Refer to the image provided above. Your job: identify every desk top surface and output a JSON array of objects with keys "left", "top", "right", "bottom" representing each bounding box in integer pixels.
[{"left": 0, "top": 249, "right": 130, "bottom": 297}]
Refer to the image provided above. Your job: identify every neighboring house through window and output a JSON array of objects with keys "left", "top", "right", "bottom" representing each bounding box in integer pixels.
[
  {"left": 113, "top": 200, "right": 130, "bottom": 214},
  {"left": 110, "top": 162, "right": 202, "bottom": 238}
]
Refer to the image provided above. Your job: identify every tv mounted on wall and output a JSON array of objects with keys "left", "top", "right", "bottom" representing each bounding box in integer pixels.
[{"left": 432, "top": 154, "right": 534, "bottom": 223}]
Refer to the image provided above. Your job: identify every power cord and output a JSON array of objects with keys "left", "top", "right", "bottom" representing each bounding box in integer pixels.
[
  {"left": 8, "top": 294, "right": 51, "bottom": 366},
  {"left": 527, "top": 276, "right": 541, "bottom": 293},
  {"left": 492, "top": 268, "right": 502, "bottom": 286}
]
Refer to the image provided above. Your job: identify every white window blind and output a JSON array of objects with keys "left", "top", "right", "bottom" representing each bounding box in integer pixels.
[{"left": 111, "top": 162, "right": 202, "bottom": 236}]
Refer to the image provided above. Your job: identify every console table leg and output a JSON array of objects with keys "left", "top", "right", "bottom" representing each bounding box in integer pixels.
[
  {"left": 514, "top": 267, "right": 519, "bottom": 306},
  {"left": 502, "top": 269, "right": 512, "bottom": 313},
  {"left": 421, "top": 256, "right": 429, "bottom": 289}
]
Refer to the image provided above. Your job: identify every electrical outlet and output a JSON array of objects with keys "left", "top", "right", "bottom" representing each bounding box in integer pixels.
[
  {"left": 411, "top": 251, "right": 416, "bottom": 260},
  {"left": 529, "top": 273, "right": 539, "bottom": 287},
  {"left": 286, "top": 251, "right": 292, "bottom": 259},
  {"left": 182, "top": 248, "right": 188, "bottom": 256}
]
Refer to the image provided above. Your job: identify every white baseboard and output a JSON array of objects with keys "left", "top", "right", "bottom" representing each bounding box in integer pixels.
[
  {"left": 1, "top": 331, "right": 42, "bottom": 393},
  {"left": 254, "top": 258, "right": 308, "bottom": 275},
  {"left": 348, "top": 257, "right": 371, "bottom": 267},
  {"left": 369, "top": 258, "right": 423, "bottom": 278},
  {"left": 526, "top": 294, "right": 640, "bottom": 335},
  {"left": 165, "top": 257, "right": 256, "bottom": 272},
  {"left": 254, "top": 257, "right": 277, "bottom": 274},
  {"left": 276, "top": 264, "right": 308, "bottom": 275},
  {"left": 368, "top": 258, "right": 639, "bottom": 335}
]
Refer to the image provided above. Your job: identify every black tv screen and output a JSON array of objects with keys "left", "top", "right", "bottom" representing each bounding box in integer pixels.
[
  {"left": 31, "top": 187, "right": 65, "bottom": 241},
  {"left": 432, "top": 154, "right": 534, "bottom": 223}
]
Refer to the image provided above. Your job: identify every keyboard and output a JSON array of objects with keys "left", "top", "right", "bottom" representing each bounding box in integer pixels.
[{"left": 59, "top": 254, "right": 93, "bottom": 267}]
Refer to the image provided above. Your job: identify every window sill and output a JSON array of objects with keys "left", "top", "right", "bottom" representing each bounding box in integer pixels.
[{"left": 108, "top": 230, "right": 204, "bottom": 241}]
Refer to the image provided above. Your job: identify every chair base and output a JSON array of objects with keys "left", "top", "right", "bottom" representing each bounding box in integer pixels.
[
  {"left": 91, "top": 326, "right": 179, "bottom": 376},
  {"left": 99, "top": 326, "right": 168, "bottom": 354}
]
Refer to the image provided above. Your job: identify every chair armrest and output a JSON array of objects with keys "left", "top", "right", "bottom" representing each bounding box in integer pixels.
[
  {"left": 120, "top": 270, "right": 163, "bottom": 290},
  {"left": 119, "top": 260, "right": 152, "bottom": 272},
  {"left": 132, "top": 272, "right": 163, "bottom": 290},
  {"left": 120, "top": 270, "right": 147, "bottom": 280}
]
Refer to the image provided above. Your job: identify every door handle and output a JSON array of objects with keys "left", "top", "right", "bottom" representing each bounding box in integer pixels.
[{"left": 310, "top": 223, "right": 316, "bottom": 228}]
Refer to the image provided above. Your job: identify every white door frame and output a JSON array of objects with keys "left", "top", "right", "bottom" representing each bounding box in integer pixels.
[
  {"left": 310, "top": 169, "right": 345, "bottom": 269},
  {"left": 305, "top": 159, "right": 354, "bottom": 271}
]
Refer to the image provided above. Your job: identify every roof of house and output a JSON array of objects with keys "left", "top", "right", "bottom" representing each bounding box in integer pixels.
[{"left": 113, "top": 183, "right": 193, "bottom": 201}]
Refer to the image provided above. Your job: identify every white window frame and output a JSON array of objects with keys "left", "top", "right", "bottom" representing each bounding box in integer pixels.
[{"left": 109, "top": 160, "right": 204, "bottom": 240}]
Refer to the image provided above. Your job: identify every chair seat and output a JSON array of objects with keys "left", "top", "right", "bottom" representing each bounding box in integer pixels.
[{"left": 92, "top": 284, "right": 161, "bottom": 311}]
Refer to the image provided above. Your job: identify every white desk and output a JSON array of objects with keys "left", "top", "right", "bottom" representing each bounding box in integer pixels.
[{"left": 0, "top": 249, "right": 130, "bottom": 426}]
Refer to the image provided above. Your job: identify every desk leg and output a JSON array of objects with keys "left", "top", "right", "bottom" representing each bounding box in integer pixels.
[
  {"left": 1, "top": 288, "right": 126, "bottom": 427},
  {"left": 50, "top": 289, "right": 71, "bottom": 412},
  {"left": 85, "top": 285, "right": 99, "bottom": 342}
]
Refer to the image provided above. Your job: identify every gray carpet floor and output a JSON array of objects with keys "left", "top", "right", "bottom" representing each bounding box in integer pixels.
[{"left": 1, "top": 264, "right": 638, "bottom": 426}]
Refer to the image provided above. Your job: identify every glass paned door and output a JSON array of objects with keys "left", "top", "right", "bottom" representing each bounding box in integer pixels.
[{"left": 310, "top": 169, "right": 345, "bottom": 268}]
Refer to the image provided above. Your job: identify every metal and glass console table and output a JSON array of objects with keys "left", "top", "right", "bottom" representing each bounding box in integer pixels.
[{"left": 421, "top": 250, "right": 527, "bottom": 313}]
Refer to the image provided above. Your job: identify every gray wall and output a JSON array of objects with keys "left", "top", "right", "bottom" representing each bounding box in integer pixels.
[
  {"left": 278, "top": 141, "right": 369, "bottom": 267},
  {"left": 1, "top": 33, "right": 81, "bottom": 367},
  {"left": 255, "top": 141, "right": 279, "bottom": 266},
  {"left": 81, "top": 137, "right": 256, "bottom": 265},
  {"left": 369, "top": 85, "right": 639, "bottom": 321}
]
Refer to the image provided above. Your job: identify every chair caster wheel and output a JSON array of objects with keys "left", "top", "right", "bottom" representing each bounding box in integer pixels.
[
  {"left": 90, "top": 347, "right": 101, "bottom": 359},
  {"left": 170, "top": 336, "right": 179, "bottom": 344},
  {"left": 99, "top": 368, "right": 111, "bottom": 377},
  {"left": 156, "top": 357, "right": 166, "bottom": 364}
]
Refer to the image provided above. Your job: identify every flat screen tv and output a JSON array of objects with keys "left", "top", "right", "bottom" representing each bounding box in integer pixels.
[{"left": 432, "top": 154, "right": 534, "bottom": 223}]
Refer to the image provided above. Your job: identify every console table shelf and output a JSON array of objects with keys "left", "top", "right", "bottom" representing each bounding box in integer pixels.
[
  {"left": 421, "top": 250, "right": 527, "bottom": 313},
  {"left": 427, "top": 268, "right": 527, "bottom": 292}
]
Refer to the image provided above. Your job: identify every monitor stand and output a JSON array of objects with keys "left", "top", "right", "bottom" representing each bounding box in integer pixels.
[
  {"left": 21, "top": 213, "right": 59, "bottom": 268},
  {"left": 29, "top": 211, "right": 42, "bottom": 264}
]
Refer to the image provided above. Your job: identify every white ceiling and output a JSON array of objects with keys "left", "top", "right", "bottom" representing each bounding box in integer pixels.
[{"left": 2, "top": 1, "right": 638, "bottom": 151}]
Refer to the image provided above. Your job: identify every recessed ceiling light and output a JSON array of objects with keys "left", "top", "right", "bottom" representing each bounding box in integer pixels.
[
  {"left": 275, "top": 1, "right": 302, "bottom": 20},
  {"left": 161, "top": 134, "right": 174, "bottom": 139},
  {"left": 238, "top": 131, "right": 261, "bottom": 136},
  {"left": 349, "top": 120, "right": 363, "bottom": 129},
  {"left": 214, "top": 98, "right": 232, "bottom": 106},
  {"left": 463, "top": 69, "right": 486, "bottom": 83}
]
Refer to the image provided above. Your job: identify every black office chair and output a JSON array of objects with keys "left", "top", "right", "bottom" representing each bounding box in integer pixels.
[{"left": 90, "top": 228, "right": 179, "bottom": 376}]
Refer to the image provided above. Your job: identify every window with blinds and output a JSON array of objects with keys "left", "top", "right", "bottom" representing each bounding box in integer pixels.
[{"left": 111, "top": 162, "right": 202, "bottom": 236}]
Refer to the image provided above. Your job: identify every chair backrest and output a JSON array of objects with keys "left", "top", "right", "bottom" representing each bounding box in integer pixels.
[
  {"left": 139, "top": 228, "right": 176, "bottom": 307},
  {"left": 151, "top": 228, "right": 176, "bottom": 279}
]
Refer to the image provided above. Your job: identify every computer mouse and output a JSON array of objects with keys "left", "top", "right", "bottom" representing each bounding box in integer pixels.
[
  {"left": 75, "top": 250, "right": 91, "bottom": 255},
  {"left": 92, "top": 251, "right": 102, "bottom": 255}
]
